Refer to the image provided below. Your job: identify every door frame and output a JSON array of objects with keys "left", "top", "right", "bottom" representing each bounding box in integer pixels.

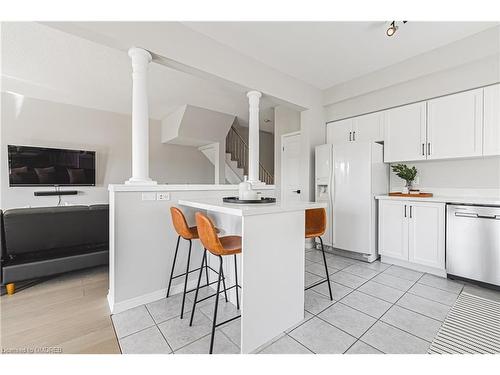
[{"left": 280, "top": 131, "right": 302, "bottom": 203}]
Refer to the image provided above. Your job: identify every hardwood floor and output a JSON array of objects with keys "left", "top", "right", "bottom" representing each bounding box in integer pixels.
[{"left": 0, "top": 266, "right": 120, "bottom": 354}]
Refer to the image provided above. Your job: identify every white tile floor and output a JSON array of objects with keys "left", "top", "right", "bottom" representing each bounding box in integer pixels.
[{"left": 111, "top": 248, "right": 498, "bottom": 354}]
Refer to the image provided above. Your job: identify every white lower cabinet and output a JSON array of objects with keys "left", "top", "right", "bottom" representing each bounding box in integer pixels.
[{"left": 379, "top": 200, "right": 445, "bottom": 273}]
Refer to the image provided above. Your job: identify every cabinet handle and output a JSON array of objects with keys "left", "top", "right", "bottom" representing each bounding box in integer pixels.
[
  {"left": 353, "top": 131, "right": 356, "bottom": 141},
  {"left": 427, "top": 142, "right": 431, "bottom": 155},
  {"left": 422, "top": 143, "right": 425, "bottom": 156},
  {"left": 404, "top": 205, "right": 407, "bottom": 218},
  {"left": 409, "top": 206, "right": 413, "bottom": 218},
  {"left": 349, "top": 132, "right": 352, "bottom": 142}
]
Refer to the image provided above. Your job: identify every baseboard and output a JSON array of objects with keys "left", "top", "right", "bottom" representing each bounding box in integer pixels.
[
  {"left": 381, "top": 256, "right": 446, "bottom": 277},
  {"left": 108, "top": 279, "right": 199, "bottom": 314}
]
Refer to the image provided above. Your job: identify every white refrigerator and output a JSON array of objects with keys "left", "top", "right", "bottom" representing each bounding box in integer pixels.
[{"left": 315, "top": 142, "right": 388, "bottom": 261}]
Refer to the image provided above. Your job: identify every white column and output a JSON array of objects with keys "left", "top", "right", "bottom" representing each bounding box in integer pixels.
[
  {"left": 126, "top": 47, "right": 156, "bottom": 185},
  {"left": 246, "top": 91, "right": 262, "bottom": 184}
]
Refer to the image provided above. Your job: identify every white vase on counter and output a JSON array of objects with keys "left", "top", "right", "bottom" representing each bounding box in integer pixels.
[{"left": 239, "top": 176, "right": 258, "bottom": 200}]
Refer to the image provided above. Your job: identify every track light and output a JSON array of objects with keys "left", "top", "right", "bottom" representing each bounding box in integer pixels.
[
  {"left": 386, "top": 21, "right": 398, "bottom": 37},
  {"left": 386, "top": 21, "right": 407, "bottom": 37}
]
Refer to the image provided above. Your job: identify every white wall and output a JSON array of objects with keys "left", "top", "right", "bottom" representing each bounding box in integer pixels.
[
  {"left": 389, "top": 158, "right": 500, "bottom": 196},
  {"left": 0, "top": 93, "right": 214, "bottom": 209},
  {"left": 323, "top": 26, "right": 500, "bottom": 197}
]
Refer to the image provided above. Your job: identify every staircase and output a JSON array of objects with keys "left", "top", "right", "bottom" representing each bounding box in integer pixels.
[{"left": 225, "top": 126, "right": 274, "bottom": 185}]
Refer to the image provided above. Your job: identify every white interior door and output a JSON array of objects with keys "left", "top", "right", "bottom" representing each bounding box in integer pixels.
[{"left": 281, "top": 132, "right": 302, "bottom": 203}]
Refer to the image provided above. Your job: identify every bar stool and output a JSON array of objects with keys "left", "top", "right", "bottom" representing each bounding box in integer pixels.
[
  {"left": 304, "top": 208, "right": 333, "bottom": 300},
  {"left": 190, "top": 212, "right": 241, "bottom": 354},
  {"left": 167, "top": 207, "right": 228, "bottom": 319}
]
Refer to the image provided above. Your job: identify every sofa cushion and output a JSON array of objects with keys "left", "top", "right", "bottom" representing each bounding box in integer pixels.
[{"left": 3, "top": 206, "right": 90, "bottom": 256}]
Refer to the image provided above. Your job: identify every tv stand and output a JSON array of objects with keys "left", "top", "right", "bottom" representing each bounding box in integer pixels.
[{"left": 34, "top": 190, "right": 78, "bottom": 197}]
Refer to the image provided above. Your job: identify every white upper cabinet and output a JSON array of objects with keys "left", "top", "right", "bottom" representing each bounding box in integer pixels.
[
  {"left": 353, "top": 112, "right": 384, "bottom": 142},
  {"left": 327, "top": 118, "right": 353, "bottom": 144},
  {"left": 327, "top": 112, "right": 384, "bottom": 144},
  {"left": 484, "top": 84, "right": 500, "bottom": 156},
  {"left": 383, "top": 102, "right": 427, "bottom": 163},
  {"left": 427, "top": 88, "right": 483, "bottom": 159}
]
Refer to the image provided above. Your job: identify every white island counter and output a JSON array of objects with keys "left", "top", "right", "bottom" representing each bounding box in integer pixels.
[{"left": 178, "top": 198, "right": 326, "bottom": 353}]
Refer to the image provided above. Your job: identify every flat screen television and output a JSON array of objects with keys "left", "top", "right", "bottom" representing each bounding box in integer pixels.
[{"left": 8, "top": 145, "right": 96, "bottom": 186}]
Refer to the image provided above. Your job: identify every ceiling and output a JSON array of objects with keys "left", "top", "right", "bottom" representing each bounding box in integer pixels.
[
  {"left": 2, "top": 21, "right": 497, "bottom": 132},
  {"left": 184, "top": 21, "right": 498, "bottom": 89},
  {"left": 1, "top": 22, "right": 276, "bottom": 131}
]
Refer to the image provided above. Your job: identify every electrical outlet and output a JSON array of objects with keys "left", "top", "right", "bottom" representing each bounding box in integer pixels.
[{"left": 157, "top": 192, "right": 170, "bottom": 201}]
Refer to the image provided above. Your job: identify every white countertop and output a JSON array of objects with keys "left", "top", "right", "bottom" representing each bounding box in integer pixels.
[
  {"left": 178, "top": 198, "right": 326, "bottom": 216},
  {"left": 375, "top": 194, "right": 500, "bottom": 206},
  {"left": 109, "top": 184, "right": 275, "bottom": 192}
]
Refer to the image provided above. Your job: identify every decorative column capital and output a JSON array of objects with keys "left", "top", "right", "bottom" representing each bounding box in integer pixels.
[
  {"left": 128, "top": 47, "right": 152, "bottom": 72},
  {"left": 246, "top": 90, "right": 262, "bottom": 106}
]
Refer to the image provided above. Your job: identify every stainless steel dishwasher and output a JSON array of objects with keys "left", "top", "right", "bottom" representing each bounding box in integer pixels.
[{"left": 447, "top": 204, "right": 500, "bottom": 287}]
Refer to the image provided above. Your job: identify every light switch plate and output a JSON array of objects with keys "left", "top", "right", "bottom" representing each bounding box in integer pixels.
[
  {"left": 157, "top": 192, "right": 170, "bottom": 201},
  {"left": 142, "top": 192, "right": 156, "bottom": 201}
]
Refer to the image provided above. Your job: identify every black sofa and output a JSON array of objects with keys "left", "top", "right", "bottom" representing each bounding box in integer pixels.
[{"left": 0, "top": 205, "right": 109, "bottom": 290}]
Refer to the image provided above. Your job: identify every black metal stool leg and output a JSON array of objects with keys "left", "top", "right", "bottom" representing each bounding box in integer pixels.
[
  {"left": 319, "top": 236, "right": 333, "bottom": 301},
  {"left": 166, "top": 236, "right": 180, "bottom": 298},
  {"left": 189, "top": 249, "right": 206, "bottom": 327},
  {"left": 220, "top": 264, "right": 229, "bottom": 303},
  {"left": 209, "top": 255, "right": 223, "bottom": 354},
  {"left": 234, "top": 254, "right": 240, "bottom": 310},
  {"left": 180, "top": 239, "right": 192, "bottom": 319},
  {"left": 205, "top": 262, "right": 209, "bottom": 286}
]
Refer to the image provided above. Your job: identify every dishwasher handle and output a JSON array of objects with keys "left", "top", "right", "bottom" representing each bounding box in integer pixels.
[{"left": 455, "top": 211, "right": 500, "bottom": 220}]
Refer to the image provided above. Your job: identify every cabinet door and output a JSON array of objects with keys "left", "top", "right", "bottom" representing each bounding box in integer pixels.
[
  {"left": 408, "top": 202, "right": 445, "bottom": 270},
  {"left": 484, "top": 84, "right": 500, "bottom": 156},
  {"left": 326, "top": 118, "right": 353, "bottom": 144},
  {"left": 427, "top": 88, "right": 483, "bottom": 159},
  {"left": 383, "top": 102, "right": 427, "bottom": 162},
  {"left": 378, "top": 200, "right": 408, "bottom": 261},
  {"left": 353, "top": 112, "right": 384, "bottom": 142}
]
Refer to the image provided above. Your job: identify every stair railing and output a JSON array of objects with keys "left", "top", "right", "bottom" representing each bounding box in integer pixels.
[{"left": 225, "top": 126, "right": 274, "bottom": 185}]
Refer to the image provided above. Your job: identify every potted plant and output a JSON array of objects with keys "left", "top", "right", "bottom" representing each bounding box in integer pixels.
[{"left": 391, "top": 164, "right": 417, "bottom": 194}]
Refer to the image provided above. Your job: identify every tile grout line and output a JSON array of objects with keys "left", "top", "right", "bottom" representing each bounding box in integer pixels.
[
  {"left": 355, "top": 271, "right": 431, "bottom": 353},
  {"left": 144, "top": 303, "right": 175, "bottom": 353}
]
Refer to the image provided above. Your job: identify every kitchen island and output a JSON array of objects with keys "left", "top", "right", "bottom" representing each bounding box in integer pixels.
[{"left": 178, "top": 198, "right": 326, "bottom": 353}]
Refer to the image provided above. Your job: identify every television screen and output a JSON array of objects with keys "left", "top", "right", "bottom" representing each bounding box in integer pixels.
[{"left": 8, "top": 145, "right": 96, "bottom": 186}]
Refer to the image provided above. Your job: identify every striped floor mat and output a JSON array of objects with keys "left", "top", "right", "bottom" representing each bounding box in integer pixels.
[{"left": 429, "top": 292, "right": 500, "bottom": 354}]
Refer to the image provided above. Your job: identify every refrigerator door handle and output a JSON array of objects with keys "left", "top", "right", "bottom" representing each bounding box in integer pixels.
[{"left": 329, "top": 147, "right": 335, "bottom": 245}]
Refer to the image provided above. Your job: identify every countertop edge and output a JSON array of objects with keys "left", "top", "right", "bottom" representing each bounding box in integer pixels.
[{"left": 375, "top": 195, "right": 500, "bottom": 206}]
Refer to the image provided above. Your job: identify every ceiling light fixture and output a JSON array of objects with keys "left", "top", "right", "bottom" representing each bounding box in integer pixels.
[{"left": 386, "top": 21, "right": 407, "bottom": 37}]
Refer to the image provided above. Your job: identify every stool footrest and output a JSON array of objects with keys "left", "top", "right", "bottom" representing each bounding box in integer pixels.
[
  {"left": 194, "top": 284, "right": 239, "bottom": 304},
  {"left": 171, "top": 264, "right": 219, "bottom": 280},
  {"left": 214, "top": 314, "right": 241, "bottom": 329},
  {"left": 305, "top": 278, "right": 330, "bottom": 291}
]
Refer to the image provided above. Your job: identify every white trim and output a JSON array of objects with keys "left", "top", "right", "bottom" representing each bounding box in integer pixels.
[
  {"left": 108, "top": 184, "right": 275, "bottom": 192},
  {"left": 108, "top": 280, "right": 199, "bottom": 315}
]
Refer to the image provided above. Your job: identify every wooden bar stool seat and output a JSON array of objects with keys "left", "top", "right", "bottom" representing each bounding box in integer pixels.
[
  {"left": 167, "top": 207, "right": 227, "bottom": 319},
  {"left": 190, "top": 212, "right": 242, "bottom": 354},
  {"left": 304, "top": 208, "right": 333, "bottom": 300}
]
